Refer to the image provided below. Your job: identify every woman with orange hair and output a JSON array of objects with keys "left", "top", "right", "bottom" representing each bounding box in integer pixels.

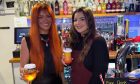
[{"left": 20, "top": 3, "right": 63, "bottom": 84}]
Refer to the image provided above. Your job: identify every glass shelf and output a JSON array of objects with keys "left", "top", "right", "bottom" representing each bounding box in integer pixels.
[{"left": 55, "top": 12, "right": 140, "bottom": 19}]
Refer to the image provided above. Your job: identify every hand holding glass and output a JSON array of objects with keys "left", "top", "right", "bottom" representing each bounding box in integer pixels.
[
  {"left": 23, "top": 64, "right": 37, "bottom": 84},
  {"left": 63, "top": 48, "right": 72, "bottom": 65}
]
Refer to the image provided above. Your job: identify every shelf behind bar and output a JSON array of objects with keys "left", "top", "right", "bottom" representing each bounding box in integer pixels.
[
  {"left": 55, "top": 12, "right": 140, "bottom": 19},
  {"left": 27, "top": 12, "right": 140, "bottom": 19}
]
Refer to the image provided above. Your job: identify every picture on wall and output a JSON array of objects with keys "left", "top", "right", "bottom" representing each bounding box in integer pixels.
[{"left": 0, "top": 0, "right": 4, "bottom": 10}]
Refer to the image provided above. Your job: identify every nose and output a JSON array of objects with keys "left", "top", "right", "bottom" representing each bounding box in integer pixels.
[{"left": 75, "top": 20, "right": 81, "bottom": 25}]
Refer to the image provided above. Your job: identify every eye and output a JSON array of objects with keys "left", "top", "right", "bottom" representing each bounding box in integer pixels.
[
  {"left": 46, "top": 15, "right": 51, "bottom": 18},
  {"left": 38, "top": 16, "right": 43, "bottom": 19},
  {"left": 74, "top": 19, "right": 77, "bottom": 22},
  {"left": 80, "top": 17, "right": 85, "bottom": 21}
]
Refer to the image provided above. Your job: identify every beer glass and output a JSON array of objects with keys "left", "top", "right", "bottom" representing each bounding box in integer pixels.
[
  {"left": 23, "top": 64, "right": 37, "bottom": 84},
  {"left": 63, "top": 48, "right": 72, "bottom": 65}
]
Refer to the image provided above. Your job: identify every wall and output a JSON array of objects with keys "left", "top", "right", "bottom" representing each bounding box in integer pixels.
[{"left": 0, "top": 15, "right": 25, "bottom": 84}]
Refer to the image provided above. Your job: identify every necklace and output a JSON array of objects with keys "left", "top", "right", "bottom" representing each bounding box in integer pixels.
[{"left": 41, "top": 37, "right": 49, "bottom": 47}]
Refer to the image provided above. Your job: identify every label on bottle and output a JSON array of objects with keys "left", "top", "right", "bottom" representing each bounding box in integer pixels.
[{"left": 55, "top": 5, "right": 59, "bottom": 15}]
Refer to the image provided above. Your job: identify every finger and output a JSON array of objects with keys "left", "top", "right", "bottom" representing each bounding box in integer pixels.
[
  {"left": 61, "top": 58, "right": 67, "bottom": 66},
  {"left": 72, "top": 58, "right": 74, "bottom": 60}
]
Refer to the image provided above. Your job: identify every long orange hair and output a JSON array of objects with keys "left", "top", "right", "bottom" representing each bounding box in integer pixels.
[{"left": 29, "top": 3, "right": 63, "bottom": 76}]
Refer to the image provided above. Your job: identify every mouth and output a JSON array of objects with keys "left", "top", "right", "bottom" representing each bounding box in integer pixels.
[
  {"left": 75, "top": 26, "right": 82, "bottom": 29},
  {"left": 43, "top": 23, "right": 49, "bottom": 26}
]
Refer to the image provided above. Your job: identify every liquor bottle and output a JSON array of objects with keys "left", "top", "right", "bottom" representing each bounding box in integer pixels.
[
  {"left": 121, "top": 0, "right": 125, "bottom": 13},
  {"left": 68, "top": 0, "right": 73, "bottom": 15},
  {"left": 79, "top": 0, "right": 86, "bottom": 7},
  {"left": 112, "top": 0, "right": 116, "bottom": 13},
  {"left": 72, "top": 0, "right": 76, "bottom": 13},
  {"left": 50, "top": 1, "right": 54, "bottom": 12},
  {"left": 129, "top": 0, "right": 134, "bottom": 12},
  {"left": 101, "top": 0, "right": 106, "bottom": 13},
  {"left": 86, "top": 0, "right": 93, "bottom": 10},
  {"left": 55, "top": 0, "right": 60, "bottom": 15},
  {"left": 106, "top": 0, "right": 112, "bottom": 13},
  {"left": 116, "top": 0, "right": 122, "bottom": 13},
  {"left": 92, "top": 0, "right": 97, "bottom": 13},
  {"left": 59, "top": 0, "right": 63, "bottom": 15},
  {"left": 97, "top": 0, "right": 102, "bottom": 13},
  {"left": 63, "top": 0, "right": 68, "bottom": 15},
  {"left": 124, "top": 0, "right": 129, "bottom": 12}
]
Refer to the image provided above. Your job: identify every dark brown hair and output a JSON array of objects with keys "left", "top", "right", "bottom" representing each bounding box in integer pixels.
[{"left": 70, "top": 7, "right": 97, "bottom": 62}]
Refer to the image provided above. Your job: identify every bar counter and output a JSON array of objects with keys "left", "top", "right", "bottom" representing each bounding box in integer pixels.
[{"left": 9, "top": 51, "right": 140, "bottom": 63}]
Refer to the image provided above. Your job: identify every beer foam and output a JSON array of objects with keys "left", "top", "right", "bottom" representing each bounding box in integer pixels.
[
  {"left": 24, "top": 64, "right": 36, "bottom": 69},
  {"left": 63, "top": 48, "right": 72, "bottom": 53}
]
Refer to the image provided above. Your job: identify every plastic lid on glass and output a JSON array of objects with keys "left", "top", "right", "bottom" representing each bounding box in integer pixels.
[
  {"left": 24, "top": 64, "right": 36, "bottom": 69},
  {"left": 63, "top": 48, "right": 72, "bottom": 53}
]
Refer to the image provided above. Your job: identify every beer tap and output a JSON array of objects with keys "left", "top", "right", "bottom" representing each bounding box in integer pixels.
[{"left": 115, "top": 42, "right": 136, "bottom": 78}]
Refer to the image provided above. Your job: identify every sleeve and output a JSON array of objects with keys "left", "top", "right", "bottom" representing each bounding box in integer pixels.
[
  {"left": 92, "top": 37, "right": 109, "bottom": 73},
  {"left": 88, "top": 37, "right": 109, "bottom": 84}
]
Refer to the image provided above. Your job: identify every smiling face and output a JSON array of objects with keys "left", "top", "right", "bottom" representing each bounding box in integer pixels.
[
  {"left": 38, "top": 9, "right": 52, "bottom": 34},
  {"left": 73, "top": 12, "right": 88, "bottom": 35}
]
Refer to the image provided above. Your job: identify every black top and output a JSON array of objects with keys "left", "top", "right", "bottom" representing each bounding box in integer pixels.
[
  {"left": 40, "top": 34, "right": 56, "bottom": 76},
  {"left": 71, "top": 36, "right": 109, "bottom": 84},
  {"left": 25, "top": 34, "right": 62, "bottom": 84}
]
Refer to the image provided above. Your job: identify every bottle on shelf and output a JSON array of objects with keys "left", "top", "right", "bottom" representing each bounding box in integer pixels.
[
  {"left": 72, "top": 0, "right": 76, "bottom": 13},
  {"left": 112, "top": 0, "right": 117, "bottom": 13},
  {"left": 50, "top": 1, "right": 54, "bottom": 12},
  {"left": 68, "top": 0, "right": 73, "bottom": 15},
  {"left": 63, "top": 0, "right": 68, "bottom": 15},
  {"left": 129, "top": 0, "right": 134, "bottom": 12},
  {"left": 92, "top": 0, "right": 97, "bottom": 13},
  {"left": 59, "top": 0, "right": 63, "bottom": 15},
  {"left": 116, "top": 0, "right": 122, "bottom": 13},
  {"left": 121, "top": 0, "right": 125, "bottom": 13},
  {"left": 96, "top": 0, "right": 102, "bottom": 13},
  {"left": 106, "top": 0, "right": 112, "bottom": 13},
  {"left": 124, "top": 0, "right": 130, "bottom": 12},
  {"left": 101, "top": 0, "right": 106, "bottom": 13},
  {"left": 55, "top": 0, "right": 60, "bottom": 15},
  {"left": 79, "top": 0, "right": 86, "bottom": 7},
  {"left": 85, "top": 0, "right": 93, "bottom": 10}
]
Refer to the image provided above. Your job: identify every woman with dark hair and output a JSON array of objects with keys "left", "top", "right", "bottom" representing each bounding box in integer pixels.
[
  {"left": 63, "top": 7, "right": 109, "bottom": 84},
  {"left": 20, "top": 3, "right": 63, "bottom": 84}
]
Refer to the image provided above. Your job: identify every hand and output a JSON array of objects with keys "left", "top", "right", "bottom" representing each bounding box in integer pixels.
[
  {"left": 20, "top": 67, "right": 28, "bottom": 82},
  {"left": 61, "top": 55, "right": 73, "bottom": 66},
  {"left": 20, "top": 67, "right": 39, "bottom": 82},
  {"left": 61, "top": 55, "right": 67, "bottom": 66}
]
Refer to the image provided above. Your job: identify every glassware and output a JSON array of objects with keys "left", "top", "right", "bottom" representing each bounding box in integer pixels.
[
  {"left": 55, "top": 0, "right": 60, "bottom": 15},
  {"left": 63, "top": 48, "right": 72, "bottom": 65},
  {"left": 23, "top": 64, "right": 37, "bottom": 84},
  {"left": 97, "top": 0, "right": 102, "bottom": 13},
  {"left": 101, "top": 0, "right": 106, "bottom": 13}
]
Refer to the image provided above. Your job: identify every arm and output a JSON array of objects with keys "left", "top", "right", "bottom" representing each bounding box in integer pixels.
[
  {"left": 92, "top": 37, "right": 109, "bottom": 72},
  {"left": 87, "top": 37, "right": 109, "bottom": 83},
  {"left": 20, "top": 37, "right": 30, "bottom": 75}
]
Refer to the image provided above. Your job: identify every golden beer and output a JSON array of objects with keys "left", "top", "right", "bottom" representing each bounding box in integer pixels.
[
  {"left": 23, "top": 64, "right": 37, "bottom": 82},
  {"left": 63, "top": 48, "right": 72, "bottom": 65}
]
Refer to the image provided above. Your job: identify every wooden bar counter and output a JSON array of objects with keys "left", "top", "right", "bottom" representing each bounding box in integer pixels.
[
  {"left": 9, "top": 51, "right": 118, "bottom": 63},
  {"left": 9, "top": 51, "right": 140, "bottom": 63}
]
